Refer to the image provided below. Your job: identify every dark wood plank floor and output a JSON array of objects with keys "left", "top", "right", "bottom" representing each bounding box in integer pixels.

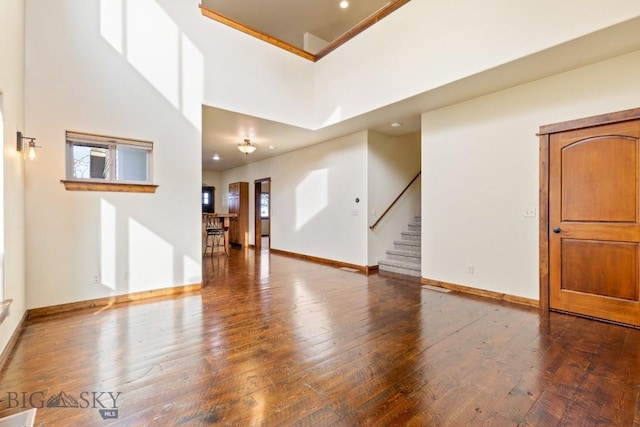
[{"left": 2, "top": 245, "right": 640, "bottom": 426}]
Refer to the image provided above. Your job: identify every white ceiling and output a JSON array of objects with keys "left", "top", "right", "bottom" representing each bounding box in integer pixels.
[
  {"left": 202, "top": 105, "right": 421, "bottom": 171},
  {"left": 200, "top": 0, "right": 392, "bottom": 49}
]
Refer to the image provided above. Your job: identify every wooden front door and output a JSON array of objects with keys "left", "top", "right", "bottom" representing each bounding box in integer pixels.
[{"left": 548, "top": 118, "right": 640, "bottom": 326}]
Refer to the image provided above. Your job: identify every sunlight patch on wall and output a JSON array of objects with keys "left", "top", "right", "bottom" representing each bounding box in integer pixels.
[
  {"left": 99, "top": 0, "right": 203, "bottom": 129},
  {"left": 100, "top": 199, "right": 117, "bottom": 290},
  {"left": 295, "top": 169, "right": 328, "bottom": 230},
  {"left": 129, "top": 218, "right": 173, "bottom": 291},
  {"left": 181, "top": 34, "right": 204, "bottom": 130},
  {"left": 100, "top": 0, "right": 124, "bottom": 54},
  {"left": 127, "top": 0, "right": 180, "bottom": 108},
  {"left": 182, "top": 254, "right": 200, "bottom": 285}
]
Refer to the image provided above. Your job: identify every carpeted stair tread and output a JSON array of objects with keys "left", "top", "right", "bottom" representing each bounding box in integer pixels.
[{"left": 386, "top": 249, "right": 421, "bottom": 264}]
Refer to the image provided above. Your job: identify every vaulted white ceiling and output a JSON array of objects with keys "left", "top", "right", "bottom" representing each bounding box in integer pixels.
[{"left": 200, "top": 0, "right": 391, "bottom": 49}]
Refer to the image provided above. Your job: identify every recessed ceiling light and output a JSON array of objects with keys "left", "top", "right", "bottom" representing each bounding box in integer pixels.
[
  {"left": 213, "top": 153, "right": 220, "bottom": 160},
  {"left": 269, "top": 145, "right": 276, "bottom": 150},
  {"left": 391, "top": 122, "right": 403, "bottom": 128},
  {"left": 340, "top": 1, "right": 349, "bottom": 9}
]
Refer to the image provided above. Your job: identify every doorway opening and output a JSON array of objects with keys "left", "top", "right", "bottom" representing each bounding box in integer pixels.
[{"left": 254, "top": 178, "right": 271, "bottom": 250}]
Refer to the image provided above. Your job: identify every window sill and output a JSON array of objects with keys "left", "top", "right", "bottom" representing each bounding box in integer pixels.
[
  {"left": 61, "top": 180, "right": 158, "bottom": 193},
  {"left": 0, "top": 299, "right": 12, "bottom": 325}
]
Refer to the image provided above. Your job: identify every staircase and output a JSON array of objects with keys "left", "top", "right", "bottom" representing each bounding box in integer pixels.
[{"left": 378, "top": 215, "right": 421, "bottom": 278}]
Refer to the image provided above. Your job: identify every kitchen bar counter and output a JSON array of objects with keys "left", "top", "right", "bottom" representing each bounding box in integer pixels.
[{"left": 202, "top": 213, "right": 237, "bottom": 255}]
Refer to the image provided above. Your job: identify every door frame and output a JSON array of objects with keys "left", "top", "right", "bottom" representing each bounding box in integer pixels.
[
  {"left": 254, "top": 177, "right": 271, "bottom": 250},
  {"left": 538, "top": 107, "right": 640, "bottom": 311}
]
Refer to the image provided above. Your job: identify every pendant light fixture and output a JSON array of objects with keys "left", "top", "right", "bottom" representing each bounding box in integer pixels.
[{"left": 237, "top": 138, "right": 256, "bottom": 154}]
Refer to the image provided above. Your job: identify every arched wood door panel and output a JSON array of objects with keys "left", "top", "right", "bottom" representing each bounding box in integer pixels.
[
  {"left": 560, "top": 136, "right": 637, "bottom": 222},
  {"left": 548, "top": 120, "right": 640, "bottom": 326}
]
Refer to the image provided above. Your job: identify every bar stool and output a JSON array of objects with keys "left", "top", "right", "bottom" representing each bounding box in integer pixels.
[{"left": 203, "top": 216, "right": 227, "bottom": 256}]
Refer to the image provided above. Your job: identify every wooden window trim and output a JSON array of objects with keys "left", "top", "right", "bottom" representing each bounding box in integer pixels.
[
  {"left": 61, "top": 180, "right": 158, "bottom": 193},
  {"left": 66, "top": 131, "right": 154, "bottom": 185}
]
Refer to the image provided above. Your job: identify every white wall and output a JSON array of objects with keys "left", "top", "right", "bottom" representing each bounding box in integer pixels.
[
  {"left": 216, "top": 130, "right": 420, "bottom": 268},
  {"left": 221, "top": 132, "right": 368, "bottom": 266},
  {"left": 422, "top": 50, "right": 640, "bottom": 300},
  {"left": 190, "top": 2, "right": 315, "bottom": 128},
  {"left": 314, "top": 0, "right": 640, "bottom": 128},
  {"left": 0, "top": 0, "right": 27, "bottom": 353},
  {"left": 132, "top": 0, "right": 315, "bottom": 129},
  {"left": 367, "top": 131, "right": 421, "bottom": 266},
  {"left": 24, "top": 0, "right": 206, "bottom": 307},
  {"left": 21, "top": 0, "right": 319, "bottom": 309}
]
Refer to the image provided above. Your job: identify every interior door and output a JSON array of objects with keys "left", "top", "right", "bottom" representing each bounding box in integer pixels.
[{"left": 549, "top": 119, "right": 640, "bottom": 326}]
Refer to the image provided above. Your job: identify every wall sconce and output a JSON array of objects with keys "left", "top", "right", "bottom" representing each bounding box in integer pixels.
[
  {"left": 17, "top": 131, "right": 39, "bottom": 160},
  {"left": 237, "top": 138, "right": 256, "bottom": 155}
]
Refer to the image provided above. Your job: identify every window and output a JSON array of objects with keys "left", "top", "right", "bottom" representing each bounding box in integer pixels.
[
  {"left": 260, "top": 193, "right": 269, "bottom": 219},
  {"left": 66, "top": 131, "right": 153, "bottom": 184},
  {"left": 202, "top": 186, "right": 214, "bottom": 213}
]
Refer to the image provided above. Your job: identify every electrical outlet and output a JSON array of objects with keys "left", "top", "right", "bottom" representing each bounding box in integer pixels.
[
  {"left": 93, "top": 274, "right": 100, "bottom": 284},
  {"left": 524, "top": 207, "right": 536, "bottom": 218},
  {"left": 467, "top": 265, "right": 475, "bottom": 274}
]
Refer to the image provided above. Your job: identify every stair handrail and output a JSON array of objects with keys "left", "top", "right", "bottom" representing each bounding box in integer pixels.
[{"left": 370, "top": 170, "right": 421, "bottom": 230}]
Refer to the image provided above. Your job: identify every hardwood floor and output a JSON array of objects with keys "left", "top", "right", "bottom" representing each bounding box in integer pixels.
[{"left": 2, "top": 246, "right": 640, "bottom": 425}]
